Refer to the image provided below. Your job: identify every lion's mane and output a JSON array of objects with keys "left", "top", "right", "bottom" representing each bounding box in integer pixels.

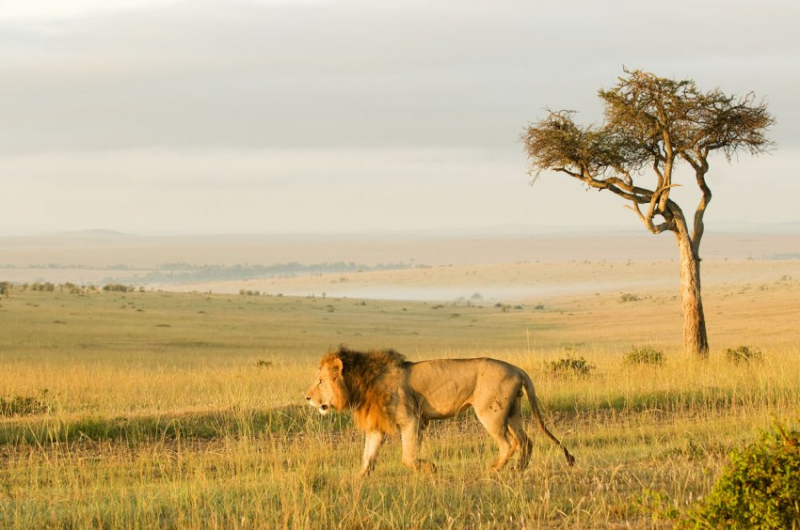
[{"left": 320, "top": 346, "right": 409, "bottom": 434}]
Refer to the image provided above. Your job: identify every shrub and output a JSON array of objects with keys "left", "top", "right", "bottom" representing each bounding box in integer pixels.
[
  {"left": 725, "top": 346, "right": 763, "bottom": 365},
  {"left": 680, "top": 418, "right": 800, "bottom": 529},
  {"left": 61, "top": 282, "right": 85, "bottom": 294},
  {"left": 619, "top": 292, "right": 641, "bottom": 303},
  {"left": 624, "top": 346, "right": 665, "bottom": 366},
  {"left": 103, "top": 284, "right": 131, "bottom": 293},
  {"left": 549, "top": 356, "right": 595, "bottom": 377}
]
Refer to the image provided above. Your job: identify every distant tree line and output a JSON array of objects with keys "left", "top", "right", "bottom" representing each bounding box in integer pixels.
[
  {"left": 2, "top": 261, "right": 426, "bottom": 293},
  {"left": 105, "top": 261, "right": 423, "bottom": 285},
  {"left": 1, "top": 282, "right": 100, "bottom": 295},
  {"left": 1, "top": 282, "right": 146, "bottom": 295}
]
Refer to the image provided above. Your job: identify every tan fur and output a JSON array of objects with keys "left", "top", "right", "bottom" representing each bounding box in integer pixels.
[{"left": 306, "top": 346, "right": 575, "bottom": 476}]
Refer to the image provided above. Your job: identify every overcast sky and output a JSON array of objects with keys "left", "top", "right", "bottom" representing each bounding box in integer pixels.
[{"left": 1, "top": 0, "right": 798, "bottom": 235}]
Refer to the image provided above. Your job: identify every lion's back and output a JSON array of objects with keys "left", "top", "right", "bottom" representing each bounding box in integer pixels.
[{"left": 406, "top": 358, "right": 522, "bottom": 418}]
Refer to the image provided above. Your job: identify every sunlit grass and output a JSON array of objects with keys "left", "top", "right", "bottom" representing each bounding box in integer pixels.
[{"left": 1, "top": 277, "right": 799, "bottom": 528}]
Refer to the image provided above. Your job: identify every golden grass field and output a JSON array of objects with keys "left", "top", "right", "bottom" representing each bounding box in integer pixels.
[{"left": 1, "top": 233, "right": 799, "bottom": 528}]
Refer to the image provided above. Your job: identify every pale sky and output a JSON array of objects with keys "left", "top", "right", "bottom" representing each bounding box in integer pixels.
[{"left": 1, "top": 0, "right": 799, "bottom": 235}]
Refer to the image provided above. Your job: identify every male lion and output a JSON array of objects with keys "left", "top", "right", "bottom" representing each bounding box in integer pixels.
[{"left": 305, "top": 346, "right": 575, "bottom": 476}]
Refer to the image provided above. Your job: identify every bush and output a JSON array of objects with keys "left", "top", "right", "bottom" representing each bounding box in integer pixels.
[
  {"left": 681, "top": 418, "right": 800, "bottom": 529},
  {"left": 103, "top": 284, "right": 131, "bottom": 293},
  {"left": 624, "top": 346, "right": 665, "bottom": 366},
  {"left": 619, "top": 292, "right": 641, "bottom": 303},
  {"left": 549, "top": 356, "right": 595, "bottom": 377},
  {"left": 725, "top": 346, "right": 763, "bottom": 365}
]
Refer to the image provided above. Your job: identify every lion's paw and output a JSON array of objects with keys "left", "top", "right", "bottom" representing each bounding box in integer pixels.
[{"left": 417, "top": 460, "right": 437, "bottom": 473}]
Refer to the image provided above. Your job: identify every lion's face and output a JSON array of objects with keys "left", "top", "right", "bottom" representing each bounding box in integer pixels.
[{"left": 305, "top": 356, "right": 348, "bottom": 415}]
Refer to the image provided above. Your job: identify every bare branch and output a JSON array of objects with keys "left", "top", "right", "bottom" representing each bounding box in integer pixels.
[{"left": 624, "top": 203, "right": 673, "bottom": 234}]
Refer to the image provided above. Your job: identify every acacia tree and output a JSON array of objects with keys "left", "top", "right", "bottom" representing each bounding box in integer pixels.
[{"left": 523, "top": 69, "right": 774, "bottom": 358}]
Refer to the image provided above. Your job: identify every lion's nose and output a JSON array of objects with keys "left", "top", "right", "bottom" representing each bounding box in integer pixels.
[{"left": 305, "top": 396, "right": 311, "bottom": 402}]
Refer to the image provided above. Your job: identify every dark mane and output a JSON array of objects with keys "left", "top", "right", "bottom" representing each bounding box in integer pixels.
[
  {"left": 334, "top": 345, "right": 406, "bottom": 371},
  {"left": 321, "top": 346, "right": 408, "bottom": 433}
]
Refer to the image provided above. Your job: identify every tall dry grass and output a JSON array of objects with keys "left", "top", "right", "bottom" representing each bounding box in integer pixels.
[{"left": 1, "top": 275, "right": 799, "bottom": 527}]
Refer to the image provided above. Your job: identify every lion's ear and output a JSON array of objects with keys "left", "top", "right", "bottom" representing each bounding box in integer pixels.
[{"left": 331, "top": 357, "right": 344, "bottom": 377}]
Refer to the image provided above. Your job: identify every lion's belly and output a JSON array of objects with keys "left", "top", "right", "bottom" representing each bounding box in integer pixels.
[{"left": 419, "top": 400, "right": 473, "bottom": 419}]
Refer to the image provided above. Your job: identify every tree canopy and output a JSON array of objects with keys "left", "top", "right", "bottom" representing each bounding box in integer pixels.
[{"left": 524, "top": 69, "right": 774, "bottom": 247}]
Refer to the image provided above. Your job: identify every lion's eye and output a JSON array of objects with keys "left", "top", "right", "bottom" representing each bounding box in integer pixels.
[{"left": 317, "top": 380, "right": 322, "bottom": 386}]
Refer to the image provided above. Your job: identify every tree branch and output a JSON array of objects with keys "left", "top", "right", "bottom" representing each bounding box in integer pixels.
[
  {"left": 690, "top": 163, "right": 712, "bottom": 251},
  {"left": 625, "top": 202, "right": 673, "bottom": 234}
]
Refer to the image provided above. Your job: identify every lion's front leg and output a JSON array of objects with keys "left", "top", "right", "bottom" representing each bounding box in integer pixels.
[
  {"left": 358, "top": 431, "right": 385, "bottom": 477},
  {"left": 400, "top": 421, "right": 436, "bottom": 473}
]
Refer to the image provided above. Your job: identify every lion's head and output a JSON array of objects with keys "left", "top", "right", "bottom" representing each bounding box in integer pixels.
[{"left": 305, "top": 353, "right": 350, "bottom": 415}]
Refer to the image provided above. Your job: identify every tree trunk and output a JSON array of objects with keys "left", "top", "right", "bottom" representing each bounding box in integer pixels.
[{"left": 675, "top": 233, "right": 709, "bottom": 358}]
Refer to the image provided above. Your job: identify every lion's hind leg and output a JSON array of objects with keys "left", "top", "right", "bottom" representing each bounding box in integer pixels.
[
  {"left": 507, "top": 399, "right": 532, "bottom": 470},
  {"left": 474, "top": 399, "right": 518, "bottom": 472}
]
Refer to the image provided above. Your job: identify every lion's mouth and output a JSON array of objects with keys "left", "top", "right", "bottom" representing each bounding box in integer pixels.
[{"left": 318, "top": 404, "right": 330, "bottom": 414}]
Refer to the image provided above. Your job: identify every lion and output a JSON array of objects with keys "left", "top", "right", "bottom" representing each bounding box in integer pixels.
[{"left": 305, "top": 346, "right": 575, "bottom": 476}]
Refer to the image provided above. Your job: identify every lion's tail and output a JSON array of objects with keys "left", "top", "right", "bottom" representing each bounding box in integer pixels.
[{"left": 520, "top": 369, "right": 575, "bottom": 466}]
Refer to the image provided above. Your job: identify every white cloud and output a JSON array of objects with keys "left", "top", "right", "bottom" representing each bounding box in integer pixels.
[
  {"left": 0, "top": 0, "right": 182, "bottom": 21},
  {"left": 0, "top": 0, "right": 797, "bottom": 234}
]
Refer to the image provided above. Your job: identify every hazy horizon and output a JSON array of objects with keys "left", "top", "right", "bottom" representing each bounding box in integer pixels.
[
  {"left": 2, "top": 0, "right": 799, "bottom": 236},
  {"left": 3, "top": 218, "right": 800, "bottom": 239}
]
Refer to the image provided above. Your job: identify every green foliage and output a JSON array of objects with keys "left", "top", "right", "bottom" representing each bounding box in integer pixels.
[
  {"left": 619, "top": 292, "right": 641, "bottom": 303},
  {"left": 624, "top": 346, "right": 665, "bottom": 366},
  {"left": 726, "top": 346, "right": 763, "bottom": 365},
  {"left": 549, "top": 356, "right": 595, "bottom": 377},
  {"left": 681, "top": 418, "right": 800, "bottom": 529},
  {"left": 631, "top": 488, "right": 680, "bottom": 522}
]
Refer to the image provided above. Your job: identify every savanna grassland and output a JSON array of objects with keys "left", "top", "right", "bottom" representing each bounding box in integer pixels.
[{"left": 1, "top": 259, "right": 799, "bottom": 528}]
